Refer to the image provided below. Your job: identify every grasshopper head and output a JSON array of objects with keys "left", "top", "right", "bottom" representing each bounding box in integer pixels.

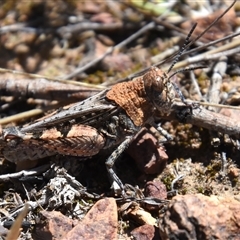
[{"left": 144, "top": 67, "right": 175, "bottom": 115}]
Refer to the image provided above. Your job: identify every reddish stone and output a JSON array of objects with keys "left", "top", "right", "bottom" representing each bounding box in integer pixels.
[
  {"left": 128, "top": 128, "right": 168, "bottom": 174},
  {"left": 131, "top": 224, "right": 160, "bottom": 240},
  {"left": 145, "top": 179, "right": 167, "bottom": 200},
  {"left": 38, "top": 210, "right": 75, "bottom": 240},
  {"left": 159, "top": 194, "right": 240, "bottom": 240},
  {"left": 64, "top": 198, "right": 118, "bottom": 240}
]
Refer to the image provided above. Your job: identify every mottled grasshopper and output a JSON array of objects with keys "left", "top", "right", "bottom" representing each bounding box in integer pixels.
[
  {"left": 0, "top": 1, "right": 236, "bottom": 192},
  {"left": 1, "top": 66, "right": 175, "bottom": 191}
]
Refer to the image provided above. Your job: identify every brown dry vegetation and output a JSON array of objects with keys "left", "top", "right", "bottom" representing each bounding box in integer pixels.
[{"left": 0, "top": 1, "right": 240, "bottom": 239}]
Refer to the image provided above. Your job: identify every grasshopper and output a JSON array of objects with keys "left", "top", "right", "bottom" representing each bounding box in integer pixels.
[
  {"left": 1, "top": 66, "right": 175, "bottom": 191},
  {"left": 0, "top": 1, "right": 237, "bottom": 192}
]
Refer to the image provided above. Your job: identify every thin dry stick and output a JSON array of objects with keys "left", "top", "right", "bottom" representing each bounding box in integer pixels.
[
  {"left": 6, "top": 203, "right": 29, "bottom": 240},
  {"left": 170, "top": 43, "right": 240, "bottom": 71},
  {"left": 60, "top": 21, "right": 156, "bottom": 80},
  {"left": 189, "top": 70, "right": 202, "bottom": 99},
  {"left": 112, "top": 31, "right": 240, "bottom": 85},
  {"left": 0, "top": 21, "right": 128, "bottom": 35},
  {"left": 0, "top": 164, "right": 48, "bottom": 182},
  {"left": 183, "top": 31, "right": 240, "bottom": 56},
  {"left": 0, "top": 77, "right": 101, "bottom": 102},
  {"left": 154, "top": 18, "right": 209, "bottom": 44},
  {"left": 0, "top": 109, "right": 43, "bottom": 125},
  {"left": 0, "top": 23, "right": 41, "bottom": 34},
  {"left": 57, "top": 22, "right": 124, "bottom": 36},
  {"left": 206, "top": 56, "right": 228, "bottom": 112},
  {"left": 0, "top": 68, "right": 104, "bottom": 89},
  {"left": 162, "top": 101, "right": 240, "bottom": 138}
]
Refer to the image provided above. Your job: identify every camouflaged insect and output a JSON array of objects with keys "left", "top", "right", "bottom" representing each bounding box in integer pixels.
[
  {"left": 1, "top": 67, "right": 175, "bottom": 190},
  {"left": 0, "top": 0, "right": 236, "bottom": 191}
]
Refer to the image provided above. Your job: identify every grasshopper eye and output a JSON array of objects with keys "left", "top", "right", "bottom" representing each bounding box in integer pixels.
[
  {"left": 144, "top": 67, "right": 164, "bottom": 96},
  {"left": 154, "top": 75, "right": 164, "bottom": 90}
]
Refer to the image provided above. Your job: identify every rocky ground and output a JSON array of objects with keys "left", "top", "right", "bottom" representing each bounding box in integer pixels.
[{"left": 0, "top": 1, "right": 240, "bottom": 239}]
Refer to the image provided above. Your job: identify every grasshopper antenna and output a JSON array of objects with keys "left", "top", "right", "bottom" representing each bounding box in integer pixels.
[
  {"left": 184, "top": 0, "right": 237, "bottom": 51},
  {"left": 166, "top": 0, "right": 236, "bottom": 74},
  {"left": 169, "top": 66, "right": 206, "bottom": 105},
  {"left": 166, "top": 0, "right": 236, "bottom": 105},
  {"left": 167, "top": 23, "right": 197, "bottom": 74}
]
